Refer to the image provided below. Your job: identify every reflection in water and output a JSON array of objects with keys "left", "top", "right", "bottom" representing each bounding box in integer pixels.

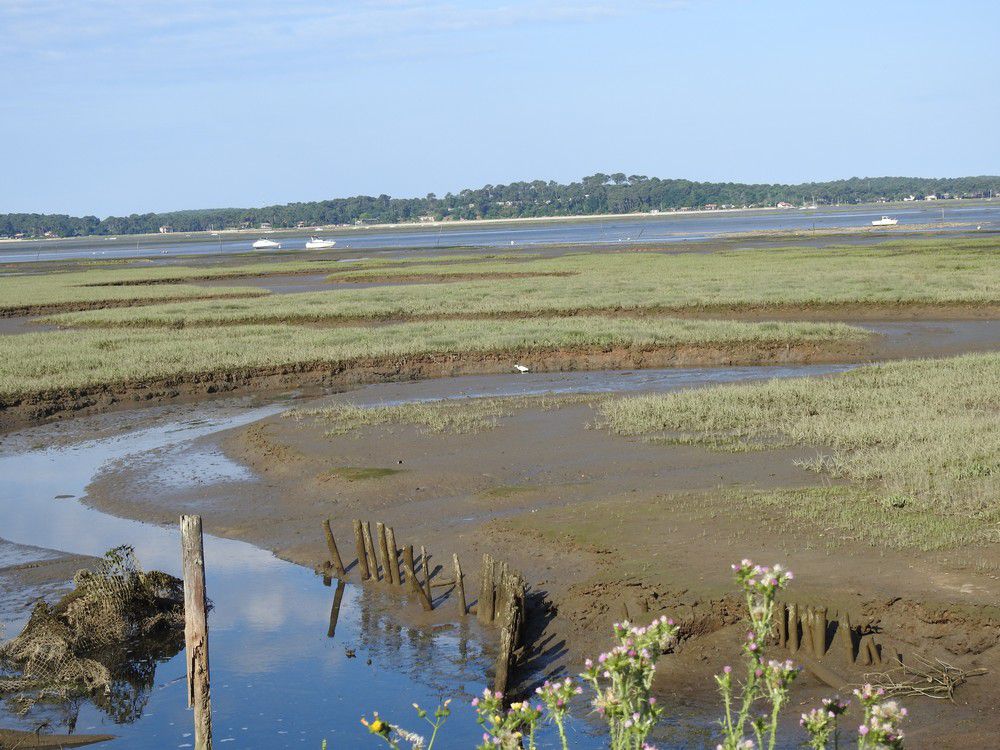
[
  {"left": 0, "top": 361, "right": 856, "bottom": 747},
  {"left": 0, "top": 402, "right": 505, "bottom": 748},
  {"left": 1, "top": 547, "right": 185, "bottom": 728}
]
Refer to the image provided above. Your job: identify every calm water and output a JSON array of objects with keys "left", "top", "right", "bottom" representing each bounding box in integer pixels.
[
  {"left": 2, "top": 202, "right": 997, "bottom": 264},
  {"left": 0, "top": 364, "right": 861, "bottom": 748}
]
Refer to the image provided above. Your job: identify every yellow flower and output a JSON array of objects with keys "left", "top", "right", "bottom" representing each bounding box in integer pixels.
[{"left": 362, "top": 718, "right": 391, "bottom": 737}]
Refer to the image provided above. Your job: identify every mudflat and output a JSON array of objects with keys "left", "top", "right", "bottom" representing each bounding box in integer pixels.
[{"left": 79, "top": 388, "right": 1000, "bottom": 746}]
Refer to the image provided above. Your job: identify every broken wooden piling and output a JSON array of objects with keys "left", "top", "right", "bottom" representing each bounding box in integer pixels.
[
  {"left": 421, "top": 545, "right": 432, "bottom": 600},
  {"left": 323, "top": 519, "right": 346, "bottom": 578},
  {"left": 839, "top": 611, "right": 854, "bottom": 663},
  {"left": 362, "top": 522, "right": 379, "bottom": 581},
  {"left": 402, "top": 545, "right": 434, "bottom": 611},
  {"left": 493, "top": 567, "right": 527, "bottom": 697},
  {"left": 386, "top": 527, "right": 401, "bottom": 586},
  {"left": 180, "top": 514, "right": 212, "bottom": 750},
  {"left": 813, "top": 606, "right": 827, "bottom": 657},
  {"left": 353, "top": 519, "right": 370, "bottom": 581},
  {"left": 453, "top": 553, "right": 467, "bottom": 616},
  {"left": 376, "top": 523, "right": 392, "bottom": 586},
  {"left": 478, "top": 553, "right": 496, "bottom": 625},
  {"left": 788, "top": 603, "right": 799, "bottom": 653}
]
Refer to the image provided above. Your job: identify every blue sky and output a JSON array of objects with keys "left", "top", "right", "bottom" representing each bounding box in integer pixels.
[{"left": 2, "top": 0, "right": 998, "bottom": 216}]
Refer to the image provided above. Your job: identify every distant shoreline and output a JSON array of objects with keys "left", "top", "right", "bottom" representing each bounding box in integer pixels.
[{"left": 2, "top": 198, "right": 995, "bottom": 246}]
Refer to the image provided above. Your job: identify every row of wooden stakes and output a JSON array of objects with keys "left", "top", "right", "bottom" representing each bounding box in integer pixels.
[
  {"left": 321, "top": 520, "right": 529, "bottom": 695},
  {"left": 321, "top": 518, "right": 462, "bottom": 613},
  {"left": 776, "top": 602, "right": 901, "bottom": 669}
]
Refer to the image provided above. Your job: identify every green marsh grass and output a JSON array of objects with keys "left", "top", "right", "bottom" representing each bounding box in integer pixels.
[
  {"left": 46, "top": 236, "right": 1000, "bottom": 328},
  {"left": 0, "top": 270, "right": 268, "bottom": 313},
  {"left": 0, "top": 317, "right": 863, "bottom": 401},
  {"left": 321, "top": 467, "right": 403, "bottom": 480},
  {"left": 290, "top": 394, "right": 594, "bottom": 435},
  {"left": 599, "top": 352, "right": 1000, "bottom": 548}
]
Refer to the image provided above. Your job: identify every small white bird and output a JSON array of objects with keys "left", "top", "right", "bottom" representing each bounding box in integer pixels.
[{"left": 514, "top": 364, "right": 530, "bottom": 373}]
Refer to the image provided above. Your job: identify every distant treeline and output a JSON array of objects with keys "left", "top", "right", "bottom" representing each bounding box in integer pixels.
[{"left": 4, "top": 174, "right": 998, "bottom": 238}]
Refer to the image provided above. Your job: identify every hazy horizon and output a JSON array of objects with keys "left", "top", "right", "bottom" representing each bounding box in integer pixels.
[
  {"left": 5, "top": 172, "right": 1000, "bottom": 222},
  {"left": 3, "top": 1, "right": 998, "bottom": 216}
]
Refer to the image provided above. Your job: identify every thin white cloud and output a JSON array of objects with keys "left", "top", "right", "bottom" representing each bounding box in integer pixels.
[{"left": 0, "top": 1, "right": 689, "bottom": 62}]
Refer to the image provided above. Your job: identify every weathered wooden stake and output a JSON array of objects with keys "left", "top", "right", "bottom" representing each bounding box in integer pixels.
[
  {"left": 777, "top": 602, "right": 788, "bottom": 648},
  {"left": 323, "top": 519, "right": 347, "bottom": 578},
  {"left": 180, "top": 515, "right": 212, "bottom": 750},
  {"left": 866, "top": 638, "right": 881, "bottom": 666},
  {"left": 362, "top": 522, "right": 379, "bottom": 581},
  {"left": 788, "top": 603, "right": 799, "bottom": 652},
  {"left": 402, "top": 545, "right": 434, "bottom": 611},
  {"left": 857, "top": 635, "right": 873, "bottom": 666},
  {"left": 493, "top": 570, "right": 526, "bottom": 696},
  {"left": 353, "top": 520, "right": 370, "bottom": 580},
  {"left": 376, "top": 523, "right": 391, "bottom": 586},
  {"left": 801, "top": 607, "right": 814, "bottom": 656},
  {"left": 327, "top": 579, "right": 346, "bottom": 638},
  {"left": 453, "top": 553, "right": 467, "bottom": 616},
  {"left": 493, "top": 560, "right": 510, "bottom": 619},
  {"left": 421, "top": 545, "right": 432, "bottom": 600},
  {"left": 478, "top": 553, "right": 496, "bottom": 625},
  {"left": 386, "top": 527, "right": 401, "bottom": 586},
  {"left": 814, "top": 607, "right": 828, "bottom": 658},
  {"left": 839, "top": 611, "right": 854, "bottom": 663}
]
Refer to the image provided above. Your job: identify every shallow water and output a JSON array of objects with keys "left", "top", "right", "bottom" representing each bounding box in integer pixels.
[
  {"left": 335, "top": 363, "right": 859, "bottom": 408},
  {"left": 0, "top": 363, "right": 876, "bottom": 747},
  {"left": 3, "top": 202, "right": 997, "bottom": 263},
  {"left": 0, "top": 405, "right": 502, "bottom": 748}
]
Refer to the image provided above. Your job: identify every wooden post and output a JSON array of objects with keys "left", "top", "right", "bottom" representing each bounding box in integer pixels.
[
  {"left": 814, "top": 607, "right": 828, "bottom": 658},
  {"left": 402, "top": 545, "right": 434, "bottom": 611},
  {"left": 323, "top": 519, "right": 346, "bottom": 578},
  {"left": 453, "top": 553, "right": 467, "bottom": 616},
  {"left": 777, "top": 602, "right": 788, "bottom": 648},
  {"left": 421, "top": 545, "right": 432, "bottom": 600},
  {"left": 857, "top": 635, "right": 873, "bottom": 666},
  {"left": 838, "top": 611, "right": 853, "bottom": 663},
  {"left": 493, "top": 560, "right": 510, "bottom": 619},
  {"left": 478, "top": 554, "right": 496, "bottom": 625},
  {"left": 353, "top": 520, "right": 370, "bottom": 580},
  {"left": 362, "top": 522, "right": 379, "bottom": 581},
  {"left": 788, "top": 603, "right": 799, "bottom": 653},
  {"left": 801, "top": 607, "right": 814, "bottom": 656},
  {"left": 180, "top": 515, "right": 212, "bottom": 750},
  {"left": 327, "top": 579, "right": 346, "bottom": 638},
  {"left": 867, "top": 638, "right": 882, "bottom": 666},
  {"left": 386, "top": 527, "right": 401, "bottom": 586},
  {"left": 493, "top": 570, "right": 526, "bottom": 696},
  {"left": 376, "top": 523, "right": 392, "bottom": 586}
]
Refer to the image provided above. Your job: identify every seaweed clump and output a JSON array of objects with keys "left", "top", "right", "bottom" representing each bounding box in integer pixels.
[{"left": 0, "top": 546, "right": 185, "bottom": 722}]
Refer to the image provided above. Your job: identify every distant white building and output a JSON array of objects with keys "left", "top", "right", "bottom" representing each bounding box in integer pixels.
[
  {"left": 260, "top": 222, "right": 273, "bottom": 230},
  {"left": 158, "top": 225, "right": 173, "bottom": 233},
  {"left": 924, "top": 195, "right": 938, "bottom": 201},
  {"left": 418, "top": 215, "right": 436, "bottom": 223}
]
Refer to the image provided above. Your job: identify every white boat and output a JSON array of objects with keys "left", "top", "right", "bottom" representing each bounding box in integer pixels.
[
  {"left": 871, "top": 216, "right": 899, "bottom": 226},
  {"left": 252, "top": 238, "right": 282, "bottom": 250},
  {"left": 305, "top": 237, "right": 337, "bottom": 249}
]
